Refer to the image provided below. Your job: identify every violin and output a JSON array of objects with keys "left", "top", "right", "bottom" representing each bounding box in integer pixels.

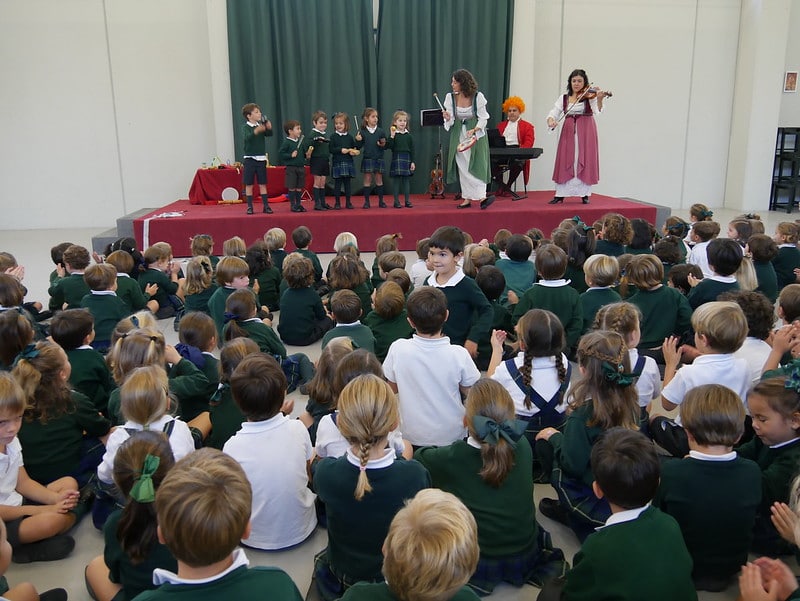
[
  {"left": 579, "top": 86, "right": 613, "bottom": 100},
  {"left": 429, "top": 146, "right": 445, "bottom": 198}
]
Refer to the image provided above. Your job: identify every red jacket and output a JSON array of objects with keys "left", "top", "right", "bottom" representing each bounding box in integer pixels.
[{"left": 497, "top": 118, "right": 535, "bottom": 184}]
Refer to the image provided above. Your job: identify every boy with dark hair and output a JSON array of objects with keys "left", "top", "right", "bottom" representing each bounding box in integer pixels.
[
  {"left": 384, "top": 287, "right": 480, "bottom": 447},
  {"left": 667, "top": 263, "right": 704, "bottom": 296},
  {"left": 291, "top": 226, "right": 323, "bottom": 284},
  {"left": 687, "top": 220, "right": 721, "bottom": 278},
  {"left": 241, "top": 102, "right": 274, "bottom": 215},
  {"left": 540, "top": 428, "right": 697, "bottom": 601},
  {"left": 48, "top": 244, "right": 91, "bottom": 310},
  {"left": 512, "top": 244, "right": 582, "bottom": 350},
  {"left": 135, "top": 448, "right": 303, "bottom": 599},
  {"left": 80, "top": 263, "right": 129, "bottom": 350},
  {"left": 279, "top": 120, "right": 307, "bottom": 213},
  {"left": 50, "top": 309, "right": 114, "bottom": 415},
  {"left": 653, "top": 384, "right": 761, "bottom": 592},
  {"left": 747, "top": 233, "right": 779, "bottom": 302},
  {"left": 321, "top": 290, "right": 376, "bottom": 353},
  {"left": 474, "top": 266, "right": 513, "bottom": 370},
  {"left": 223, "top": 355, "right": 316, "bottom": 551},
  {"left": 425, "top": 226, "right": 493, "bottom": 361},
  {"left": 687, "top": 237, "right": 742, "bottom": 309},
  {"left": 139, "top": 242, "right": 184, "bottom": 326},
  {"left": 495, "top": 234, "right": 535, "bottom": 305},
  {"left": 277, "top": 255, "right": 333, "bottom": 346}
]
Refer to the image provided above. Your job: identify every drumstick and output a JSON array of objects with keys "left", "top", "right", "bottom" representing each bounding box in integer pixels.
[
  {"left": 353, "top": 115, "right": 359, "bottom": 133},
  {"left": 296, "top": 134, "right": 304, "bottom": 148},
  {"left": 433, "top": 93, "right": 445, "bottom": 111}
]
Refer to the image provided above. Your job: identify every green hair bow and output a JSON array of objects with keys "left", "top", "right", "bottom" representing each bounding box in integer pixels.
[
  {"left": 12, "top": 344, "right": 39, "bottom": 368},
  {"left": 129, "top": 454, "right": 160, "bottom": 504},
  {"left": 601, "top": 361, "right": 636, "bottom": 387},
  {"left": 472, "top": 415, "right": 527, "bottom": 448}
]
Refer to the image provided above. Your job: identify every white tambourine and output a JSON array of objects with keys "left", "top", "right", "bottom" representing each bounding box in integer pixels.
[
  {"left": 221, "top": 187, "right": 239, "bottom": 201},
  {"left": 456, "top": 135, "right": 477, "bottom": 153}
]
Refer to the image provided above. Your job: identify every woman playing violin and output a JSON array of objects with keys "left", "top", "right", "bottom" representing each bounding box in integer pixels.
[
  {"left": 441, "top": 69, "right": 494, "bottom": 210},
  {"left": 546, "top": 68, "right": 608, "bottom": 205}
]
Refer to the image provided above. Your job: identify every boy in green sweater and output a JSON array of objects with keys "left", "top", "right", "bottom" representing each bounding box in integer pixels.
[
  {"left": 321, "top": 290, "right": 376, "bottom": 354},
  {"left": 241, "top": 102, "right": 274, "bottom": 215},
  {"left": 363, "top": 281, "right": 413, "bottom": 362},
  {"left": 47, "top": 244, "right": 91, "bottom": 310},
  {"left": 653, "top": 384, "right": 761, "bottom": 592},
  {"left": 426, "top": 226, "right": 493, "bottom": 361},
  {"left": 139, "top": 242, "right": 184, "bottom": 325},
  {"left": 539, "top": 428, "right": 697, "bottom": 601},
  {"left": 687, "top": 237, "right": 742, "bottom": 309},
  {"left": 580, "top": 254, "right": 621, "bottom": 333},
  {"left": 278, "top": 120, "right": 307, "bottom": 213},
  {"left": 80, "top": 263, "right": 129, "bottom": 350},
  {"left": 134, "top": 449, "right": 302, "bottom": 601},
  {"left": 50, "top": 309, "right": 115, "bottom": 415}
]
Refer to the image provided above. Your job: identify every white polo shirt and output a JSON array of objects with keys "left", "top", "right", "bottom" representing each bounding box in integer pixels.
[{"left": 0, "top": 438, "right": 23, "bottom": 507}]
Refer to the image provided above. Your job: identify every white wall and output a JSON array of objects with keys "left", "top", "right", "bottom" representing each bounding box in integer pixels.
[
  {"left": 0, "top": 0, "right": 795, "bottom": 230},
  {"left": 0, "top": 0, "right": 219, "bottom": 230}
]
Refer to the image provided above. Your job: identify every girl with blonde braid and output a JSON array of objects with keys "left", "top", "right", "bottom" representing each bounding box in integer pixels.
[
  {"left": 313, "top": 374, "right": 430, "bottom": 601},
  {"left": 535, "top": 331, "right": 640, "bottom": 541}
]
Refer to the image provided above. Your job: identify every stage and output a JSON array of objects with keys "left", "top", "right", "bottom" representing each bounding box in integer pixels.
[{"left": 132, "top": 192, "right": 660, "bottom": 254}]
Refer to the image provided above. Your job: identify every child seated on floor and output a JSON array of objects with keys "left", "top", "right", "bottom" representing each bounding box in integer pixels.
[
  {"left": 651, "top": 301, "right": 750, "bottom": 458},
  {"left": 85, "top": 431, "right": 177, "bottom": 601},
  {"left": 47, "top": 244, "right": 91, "bottom": 311},
  {"left": 687, "top": 220, "right": 720, "bottom": 278},
  {"left": 50, "top": 309, "right": 114, "bottom": 415},
  {"left": 292, "top": 226, "right": 324, "bottom": 287},
  {"left": 667, "top": 263, "right": 704, "bottom": 297},
  {"left": 747, "top": 233, "right": 779, "bottom": 303},
  {"left": 138, "top": 242, "right": 184, "bottom": 326},
  {"left": 687, "top": 237, "right": 742, "bottom": 309},
  {"left": 737, "top": 375, "right": 800, "bottom": 556},
  {"left": 246, "top": 241, "right": 281, "bottom": 312},
  {"left": 223, "top": 353, "right": 316, "bottom": 551},
  {"left": 190, "top": 233, "right": 219, "bottom": 271},
  {"left": 0, "top": 311, "right": 33, "bottom": 372},
  {"left": 207, "top": 256, "right": 255, "bottom": 343},
  {"left": 409, "top": 237, "right": 433, "bottom": 289},
  {"left": 277, "top": 255, "right": 333, "bottom": 346},
  {"left": 383, "top": 287, "right": 481, "bottom": 447},
  {"left": 105, "top": 250, "right": 158, "bottom": 314},
  {"left": 133, "top": 448, "right": 303, "bottom": 600},
  {"left": 340, "top": 489, "right": 481, "bottom": 601},
  {"left": 719, "top": 290, "right": 775, "bottom": 386},
  {"left": 0, "top": 373, "right": 80, "bottom": 565},
  {"left": 474, "top": 266, "right": 514, "bottom": 371},
  {"left": 495, "top": 235, "right": 536, "bottom": 306},
  {"left": 176, "top": 311, "right": 220, "bottom": 421},
  {"left": 772, "top": 221, "right": 800, "bottom": 291},
  {"left": 537, "top": 428, "right": 697, "bottom": 601},
  {"left": 653, "top": 384, "right": 761, "bottom": 592},
  {"left": 416, "top": 379, "right": 566, "bottom": 595},
  {"left": 80, "top": 263, "right": 129, "bottom": 351},
  {"left": 580, "top": 254, "right": 621, "bottom": 334},
  {"left": 363, "top": 282, "right": 413, "bottom": 362},
  {"left": 264, "top": 227, "right": 288, "bottom": 272},
  {"left": 182, "top": 256, "right": 217, "bottom": 315},
  {"left": 326, "top": 253, "right": 373, "bottom": 316},
  {"left": 513, "top": 244, "right": 582, "bottom": 351}
]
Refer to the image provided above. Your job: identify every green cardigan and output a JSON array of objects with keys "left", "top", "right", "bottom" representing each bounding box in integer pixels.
[{"left": 513, "top": 283, "right": 583, "bottom": 348}]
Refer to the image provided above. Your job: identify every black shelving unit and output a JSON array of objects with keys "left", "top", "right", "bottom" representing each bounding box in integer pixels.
[{"left": 771, "top": 127, "right": 800, "bottom": 213}]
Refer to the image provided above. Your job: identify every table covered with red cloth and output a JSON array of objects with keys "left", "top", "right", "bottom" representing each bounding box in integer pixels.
[{"left": 188, "top": 166, "right": 312, "bottom": 204}]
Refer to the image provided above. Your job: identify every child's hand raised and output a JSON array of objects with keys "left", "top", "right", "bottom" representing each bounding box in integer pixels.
[
  {"left": 144, "top": 283, "right": 158, "bottom": 296},
  {"left": 770, "top": 502, "right": 799, "bottom": 544},
  {"left": 661, "top": 336, "right": 683, "bottom": 368},
  {"left": 490, "top": 329, "right": 507, "bottom": 352},
  {"left": 771, "top": 324, "right": 800, "bottom": 355},
  {"left": 355, "top": 132, "right": 362, "bottom": 142}
]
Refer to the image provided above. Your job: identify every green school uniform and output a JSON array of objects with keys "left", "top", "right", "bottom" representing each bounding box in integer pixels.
[
  {"left": 184, "top": 285, "right": 218, "bottom": 315},
  {"left": 580, "top": 288, "right": 622, "bottom": 333},
  {"left": 754, "top": 260, "right": 779, "bottom": 303},
  {"left": 138, "top": 268, "right": 178, "bottom": 309},
  {"left": 429, "top": 275, "right": 493, "bottom": 348},
  {"left": 736, "top": 437, "right": 800, "bottom": 512},
  {"left": 225, "top": 319, "right": 286, "bottom": 357},
  {"left": 206, "top": 384, "right": 246, "bottom": 450},
  {"left": 341, "top": 583, "right": 480, "bottom": 601},
  {"left": 513, "top": 283, "right": 583, "bottom": 349},
  {"left": 277, "top": 287, "right": 328, "bottom": 344},
  {"left": 772, "top": 246, "right": 800, "bottom": 290},
  {"left": 66, "top": 347, "right": 115, "bottom": 414},
  {"left": 115, "top": 274, "right": 151, "bottom": 313},
  {"left": 296, "top": 248, "right": 323, "bottom": 283},
  {"left": 362, "top": 310, "right": 413, "bottom": 362},
  {"left": 321, "top": 324, "right": 376, "bottom": 354},
  {"left": 687, "top": 278, "right": 739, "bottom": 310},
  {"left": 253, "top": 266, "right": 281, "bottom": 310},
  {"left": 208, "top": 286, "right": 237, "bottom": 341},
  {"left": 628, "top": 286, "right": 692, "bottom": 349},
  {"left": 80, "top": 293, "right": 129, "bottom": 343},
  {"left": 48, "top": 272, "right": 89, "bottom": 310}
]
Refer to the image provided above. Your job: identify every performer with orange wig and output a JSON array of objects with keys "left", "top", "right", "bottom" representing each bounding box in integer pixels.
[{"left": 493, "top": 96, "right": 535, "bottom": 199}]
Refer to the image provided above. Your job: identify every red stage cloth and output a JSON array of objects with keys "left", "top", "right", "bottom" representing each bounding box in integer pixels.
[
  {"left": 134, "top": 192, "right": 658, "bottom": 256},
  {"left": 188, "top": 166, "right": 312, "bottom": 204}
]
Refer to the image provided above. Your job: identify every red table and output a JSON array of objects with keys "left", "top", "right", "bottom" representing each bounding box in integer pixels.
[{"left": 188, "top": 166, "right": 312, "bottom": 204}]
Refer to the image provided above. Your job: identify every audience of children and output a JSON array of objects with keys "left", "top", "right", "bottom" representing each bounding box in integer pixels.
[{"left": 9, "top": 205, "right": 800, "bottom": 599}]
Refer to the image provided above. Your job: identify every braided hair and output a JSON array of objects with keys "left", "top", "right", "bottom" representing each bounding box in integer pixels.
[{"left": 516, "top": 310, "right": 566, "bottom": 410}]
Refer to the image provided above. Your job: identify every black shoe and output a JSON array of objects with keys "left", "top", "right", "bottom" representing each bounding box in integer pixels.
[
  {"left": 263, "top": 205, "right": 273, "bottom": 214},
  {"left": 246, "top": 207, "right": 254, "bottom": 214},
  {"left": 333, "top": 202, "right": 341, "bottom": 210},
  {"left": 379, "top": 201, "right": 387, "bottom": 208},
  {"left": 345, "top": 202, "right": 354, "bottom": 209},
  {"left": 323, "top": 203, "right": 333, "bottom": 210},
  {"left": 39, "top": 589, "right": 68, "bottom": 601},
  {"left": 363, "top": 201, "right": 370, "bottom": 209},
  {"left": 480, "top": 195, "right": 495, "bottom": 210},
  {"left": 298, "top": 205, "right": 307, "bottom": 212},
  {"left": 538, "top": 498, "right": 570, "bottom": 526},
  {"left": 405, "top": 201, "right": 413, "bottom": 208},
  {"left": 314, "top": 205, "right": 326, "bottom": 211},
  {"left": 13, "top": 535, "right": 75, "bottom": 564},
  {"left": 393, "top": 201, "right": 402, "bottom": 208},
  {"left": 582, "top": 196, "right": 590, "bottom": 204},
  {"left": 456, "top": 201, "right": 471, "bottom": 209},
  {"left": 548, "top": 197, "right": 564, "bottom": 205}
]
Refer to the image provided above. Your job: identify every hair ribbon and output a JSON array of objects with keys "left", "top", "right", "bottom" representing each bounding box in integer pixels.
[
  {"left": 700, "top": 209, "right": 714, "bottom": 218},
  {"left": 472, "top": 415, "right": 527, "bottom": 448},
  {"left": 130, "top": 315, "right": 140, "bottom": 328},
  {"left": 601, "top": 361, "right": 636, "bottom": 387},
  {"left": 784, "top": 364, "right": 800, "bottom": 393},
  {"left": 571, "top": 215, "right": 582, "bottom": 224},
  {"left": 174, "top": 343, "right": 206, "bottom": 369},
  {"left": 12, "top": 344, "right": 39, "bottom": 368},
  {"left": 223, "top": 311, "right": 238, "bottom": 324},
  {"left": 129, "top": 454, "right": 160, "bottom": 503}
]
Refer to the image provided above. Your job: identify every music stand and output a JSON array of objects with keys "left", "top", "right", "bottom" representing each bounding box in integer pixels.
[{"left": 421, "top": 109, "right": 446, "bottom": 198}]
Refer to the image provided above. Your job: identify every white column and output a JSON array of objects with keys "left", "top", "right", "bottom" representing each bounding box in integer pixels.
[{"left": 206, "top": 0, "right": 235, "bottom": 164}]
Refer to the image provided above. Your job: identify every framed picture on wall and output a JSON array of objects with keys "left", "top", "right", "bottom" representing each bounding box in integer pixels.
[{"left": 785, "top": 71, "right": 798, "bottom": 93}]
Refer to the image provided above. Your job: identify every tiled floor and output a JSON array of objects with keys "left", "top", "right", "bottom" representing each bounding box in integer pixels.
[{"left": 1, "top": 207, "right": 793, "bottom": 599}]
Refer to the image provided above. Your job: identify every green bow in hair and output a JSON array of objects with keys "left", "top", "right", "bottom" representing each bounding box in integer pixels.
[
  {"left": 601, "top": 361, "right": 635, "bottom": 387},
  {"left": 571, "top": 215, "right": 582, "bottom": 224},
  {"left": 472, "top": 415, "right": 527, "bottom": 448},
  {"left": 129, "top": 454, "right": 160, "bottom": 503},
  {"left": 12, "top": 344, "right": 39, "bottom": 368},
  {"left": 784, "top": 362, "right": 800, "bottom": 393}
]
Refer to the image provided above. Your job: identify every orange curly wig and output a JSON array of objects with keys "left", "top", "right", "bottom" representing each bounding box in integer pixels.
[{"left": 501, "top": 96, "right": 526, "bottom": 115}]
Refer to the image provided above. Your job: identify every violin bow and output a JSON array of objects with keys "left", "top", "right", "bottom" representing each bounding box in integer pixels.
[{"left": 549, "top": 82, "right": 595, "bottom": 132}]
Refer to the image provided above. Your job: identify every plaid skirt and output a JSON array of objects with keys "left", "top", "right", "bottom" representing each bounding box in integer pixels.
[
  {"left": 389, "top": 152, "right": 412, "bottom": 177},
  {"left": 551, "top": 468, "right": 611, "bottom": 542},
  {"left": 361, "top": 157, "right": 385, "bottom": 174},
  {"left": 468, "top": 528, "right": 568, "bottom": 596},
  {"left": 332, "top": 159, "right": 355, "bottom": 179}
]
